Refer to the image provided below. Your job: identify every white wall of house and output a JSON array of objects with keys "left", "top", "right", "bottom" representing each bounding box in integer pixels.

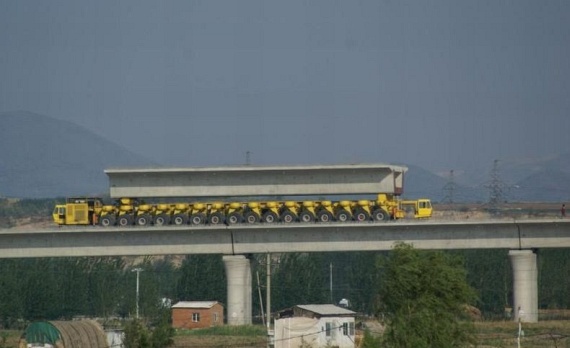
[{"left": 274, "top": 316, "right": 355, "bottom": 348}]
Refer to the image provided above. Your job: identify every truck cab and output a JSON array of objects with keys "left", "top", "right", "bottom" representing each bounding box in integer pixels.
[
  {"left": 400, "top": 199, "right": 433, "bottom": 219},
  {"left": 52, "top": 198, "right": 103, "bottom": 225}
]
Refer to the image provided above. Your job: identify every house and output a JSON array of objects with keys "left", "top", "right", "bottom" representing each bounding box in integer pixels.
[
  {"left": 274, "top": 304, "right": 356, "bottom": 348},
  {"left": 171, "top": 301, "right": 224, "bottom": 329}
]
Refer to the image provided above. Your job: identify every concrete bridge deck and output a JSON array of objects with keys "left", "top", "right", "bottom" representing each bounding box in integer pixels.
[{"left": 1, "top": 219, "right": 569, "bottom": 258}]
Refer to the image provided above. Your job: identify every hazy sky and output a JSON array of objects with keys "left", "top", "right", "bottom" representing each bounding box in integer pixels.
[{"left": 1, "top": 1, "right": 569, "bottom": 175}]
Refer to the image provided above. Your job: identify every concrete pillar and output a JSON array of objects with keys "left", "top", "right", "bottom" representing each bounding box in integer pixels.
[
  {"left": 509, "top": 250, "right": 538, "bottom": 322},
  {"left": 223, "top": 255, "right": 252, "bottom": 325}
]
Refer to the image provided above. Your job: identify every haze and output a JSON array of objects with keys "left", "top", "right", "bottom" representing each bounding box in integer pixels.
[{"left": 1, "top": 1, "right": 568, "bottom": 175}]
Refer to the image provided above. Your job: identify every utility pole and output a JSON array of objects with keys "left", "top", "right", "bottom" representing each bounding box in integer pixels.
[
  {"left": 132, "top": 268, "right": 143, "bottom": 319},
  {"left": 266, "top": 254, "right": 272, "bottom": 348},
  {"left": 329, "top": 263, "right": 333, "bottom": 304}
]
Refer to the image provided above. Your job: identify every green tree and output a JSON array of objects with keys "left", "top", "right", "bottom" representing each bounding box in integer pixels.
[
  {"left": 87, "top": 257, "right": 127, "bottom": 317},
  {"left": 377, "top": 243, "right": 476, "bottom": 348},
  {"left": 176, "top": 255, "right": 226, "bottom": 303},
  {"left": 272, "top": 253, "right": 328, "bottom": 310},
  {"left": 123, "top": 319, "right": 151, "bottom": 348},
  {"left": 460, "top": 249, "right": 511, "bottom": 317}
]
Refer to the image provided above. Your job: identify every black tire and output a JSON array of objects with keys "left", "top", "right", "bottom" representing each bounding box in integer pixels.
[
  {"left": 99, "top": 214, "right": 116, "bottom": 227},
  {"left": 354, "top": 208, "right": 370, "bottom": 222},
  {"left": 372, "top": 209, "right": 390, "bottom": 222},
  {"left": 154, "top": 213, "right": 170, "bottom": 226},
  {"left": 118, "top": 214, "right": 134, "bottom": 227},
  {"left": 280, "top": 210, "right": 297, "bottom": 223},
  {"left": 190, "top": 213, "right": 206, "bottom": 225},
  {"left": 227, "top": 212, "right": 244, "bottom": 224},
  {"left": 262, "top": 211, "right": 279, "bottom": 224},
  {"left": 135, "top": 214, "right": 151, "bottom": 226},
  {"left": 335, "top": 209, "right": 351, "bottom": 222},
  {"left": 208, "top": 212, "right": 225, "bottom": 225},
  {"left": 172, "top": 213, "right": 189, "bottom": 225},
  {"left": 317, "top": 210, "right": 333, "bottom": 223},
  {"left": 299, "top": 210, "right": 315, "bottom": 223},
  {"left": 244, "top": 211, "right": 260, "bottom": 224}
]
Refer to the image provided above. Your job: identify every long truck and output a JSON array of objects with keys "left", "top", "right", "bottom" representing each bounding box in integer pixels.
[{"left": 53, "top": 164, "right": 432, "bottom": 226}]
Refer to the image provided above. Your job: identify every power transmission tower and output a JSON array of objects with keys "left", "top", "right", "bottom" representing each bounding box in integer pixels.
[
  {"left": 442, "top": 170, "right": 457, "bottom": 204},
  {"left": 245, "top": 151, "right": 252, "bottom": 166},
  {"left": 485, "top": 159, "right": 506, "bottom": 214}
]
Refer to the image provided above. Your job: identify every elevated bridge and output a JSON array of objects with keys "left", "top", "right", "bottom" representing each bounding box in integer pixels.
[
  {"left": 1, "top": 219, "right": 569, "bottom": 324},
  {"left": 1, "top": 220, "right": 569, "bottom": 257}
]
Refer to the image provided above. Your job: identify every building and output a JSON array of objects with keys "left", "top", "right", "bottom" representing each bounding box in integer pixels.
[
  {"left": 171, "top": 301, "right": 224, "bottom": 329},
  {"left": 274, "top": 304, "right": 356, "bottom": 348}
]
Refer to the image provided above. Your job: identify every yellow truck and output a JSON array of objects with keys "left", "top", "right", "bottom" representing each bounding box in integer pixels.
[{"left": 53, "top": 164, "right": 433, "bottom": 226}]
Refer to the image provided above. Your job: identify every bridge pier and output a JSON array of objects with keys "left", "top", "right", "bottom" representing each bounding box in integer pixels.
[
  {"left": 509, "top": 250, "right": 538, "bottom": 322},
  {"left": 222, "top": 255, "right": 252, "bottom": 325}
]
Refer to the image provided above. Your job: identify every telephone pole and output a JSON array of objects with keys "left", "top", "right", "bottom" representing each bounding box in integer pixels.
[{"left": 132, "top": 268, "right": 143, "bottom": 319}]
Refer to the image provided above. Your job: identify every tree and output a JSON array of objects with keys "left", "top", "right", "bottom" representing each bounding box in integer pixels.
[
  {"left": 377, "top": 243, "right": 476, "bottom": 348},
  {"left": 176, "top": 255, "right": 226, "bottom": 303}
]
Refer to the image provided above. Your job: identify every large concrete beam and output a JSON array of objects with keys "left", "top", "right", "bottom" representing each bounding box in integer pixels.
[{"left": 105, "top": 164, "right": 406, "bottom": 198}]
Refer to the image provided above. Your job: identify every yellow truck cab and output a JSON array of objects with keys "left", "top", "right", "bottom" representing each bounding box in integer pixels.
[
  {"left": 52, "top": 198, "right": 103, "bottom": 225},
  {"left": 400, "top": 199, "right": 433, "bottom": 219}
]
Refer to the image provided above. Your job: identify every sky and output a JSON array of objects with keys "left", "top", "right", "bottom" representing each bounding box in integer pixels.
[{"left": 1, "top": 0, "right": 569, "bottom": 176}]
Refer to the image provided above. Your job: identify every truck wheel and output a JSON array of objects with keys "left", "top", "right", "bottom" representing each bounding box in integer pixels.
[
  {"left": 335, "top": 209, "right": 351, "bottom": 222},
  {"left": 209, "top": 212, "right": 225, "bottom": 225},
  {"left": 190, "top": 213, "right": 206, "bottom": 225},
  {"left": 317, "top": 210, "right": 333, "bottom": 223},
  {"left": 154, "top": 214, "right": 170, "bottom": 226},
  {"left": 372, "top": 209, "right": 390, "bottom": 222},
  {"left": 135, "top": 214, "right": 151, "bottom": 226},
  {"left": 244, "top": 211, "right": 260, "bottom": 224},
  {"left": 280, "top": 210, "right": 296, "bottom": 223},
  {"left": 99, "top": 215, "right": 116, "bottom": 227},
  {"left": 262, "top": 211, "right": 279, "bottom": 223},
  {"left": 118, "top": 214, "right": 134, "bottom": 227},
  {"left": 354, "top": 208, "right": 370, "bottom": 222},
  {"left": 173, "top": 214, "right": 189, "bottom": 225},
  {"left": 227, "top": 212, "right": 243, "bottom": 224},
  {"left": 299, "top": 210, "right": 315, "bottom": 223}
]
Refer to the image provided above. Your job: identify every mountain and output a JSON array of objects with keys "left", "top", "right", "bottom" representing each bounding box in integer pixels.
[
  {"left": 0, "top": 111, "right": 154, "bottom": 198},
  {"left": 507, "top": 154, "right": 570, "bottom": 202},
  {"left": 2, "top": 111, "right": 568, "bottom": 202},
  {"left": 451, "top": 154, "right": 570, "bottom": 203},
  {"left": 405, "top": 165, "right": 487, "bottom": 203}
]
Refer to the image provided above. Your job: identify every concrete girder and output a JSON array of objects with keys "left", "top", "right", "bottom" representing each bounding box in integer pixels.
[{"left": 105, "top": 164, "right": 406, "bottom": 198}]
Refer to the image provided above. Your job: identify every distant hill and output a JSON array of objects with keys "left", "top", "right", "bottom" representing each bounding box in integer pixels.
[
  {"left": 449, "top": 154, "right": 570, "bottom": 203},
  {"left": 1, "top": 111, "right": 568, "bottom": 203},
  {"left": 405, "top": 165, "right": 487, "bottom": 203},
  {"left": 0, "top": 111, "right": 154, "bottom": 198},
  {"left": 507, "top": 154, "right": 570, "bottom": 202}
]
